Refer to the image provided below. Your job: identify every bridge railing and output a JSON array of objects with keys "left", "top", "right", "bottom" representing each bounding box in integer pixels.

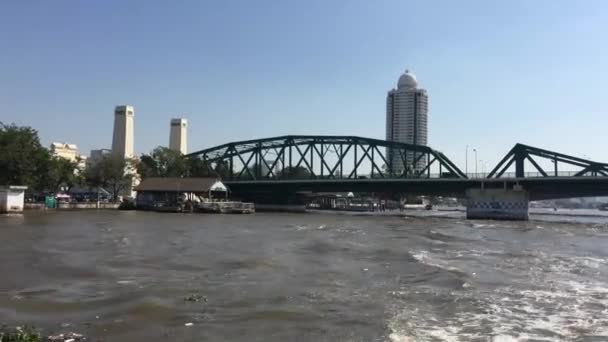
[
  {"left": 224, "top": 171, "right": 591, "bottom": 181},
  {"left": 470, "top": 171, "right": 583, "bottom": 179}
]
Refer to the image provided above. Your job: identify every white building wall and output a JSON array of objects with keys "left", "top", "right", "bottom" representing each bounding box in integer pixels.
[
  {"left": 169, "top": 118, "right": 188, "bottom": 154},
  {"left": 112, "top": 105, "right": 135, "bottom": 159},
  {"left": 0, "top": 187, "right": 26, "bottom": 213},
  {"left": 110, "top": 105, "right": 137, "bottom": 198},
  {"left": 50, "top": 142, "right": 79, "bottom": 161}
]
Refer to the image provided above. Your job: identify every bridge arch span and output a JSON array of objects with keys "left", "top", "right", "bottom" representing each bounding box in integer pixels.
[{"left": 185, "top": 135, "right": 467, "bottom": 181}]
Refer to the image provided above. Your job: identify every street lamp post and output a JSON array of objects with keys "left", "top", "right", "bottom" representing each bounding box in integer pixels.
[
  {"left": 465, "top": 145, "right": 469, "bottom": 176},
  {"left": 473, "top": 149, "right": 478, "bottom": 177}
]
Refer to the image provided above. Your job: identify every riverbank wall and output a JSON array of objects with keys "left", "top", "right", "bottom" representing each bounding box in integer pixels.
[{"left": 25, "top": 203, "right": 120, "bottom": 210}]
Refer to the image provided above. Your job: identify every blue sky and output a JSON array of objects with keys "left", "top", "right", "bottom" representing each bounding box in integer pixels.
[{"left": 1, "top": 0, "right": 606, "bottom": 170}]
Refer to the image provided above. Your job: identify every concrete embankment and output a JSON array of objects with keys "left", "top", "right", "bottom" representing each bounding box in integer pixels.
[
  {"left": 254, "top": 204, "right": 306, "bottom": 213},
  {"left": 24, "top": 203, "right": 120, "bottom": 210}
]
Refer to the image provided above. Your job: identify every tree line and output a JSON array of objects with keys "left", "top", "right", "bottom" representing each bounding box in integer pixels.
[
  {"left": 1, "top": 123, "right": 313, "bottom": 197},
  {"left": 136, "top": 146, "right": 312, "bottom": 180},
  {"left": 0, "top": 122, "right": 136, "bottom": 197}
]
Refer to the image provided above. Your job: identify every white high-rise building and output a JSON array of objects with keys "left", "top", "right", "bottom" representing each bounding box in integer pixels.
[
  {"left": 386, "top": 70, "right": 428, "bottom": 173},
  {"left": 169, "top": 118, "right": 188, "bottom": 154},
  {"left": 112, "top": 105, "right": 135, "bottom": 159}
]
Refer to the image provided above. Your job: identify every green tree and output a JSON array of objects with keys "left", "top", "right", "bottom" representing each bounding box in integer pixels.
[
  {"left": 187, "top": 157, "right": 215, "bottom": 177},
  {"left": 137, "top": 154, "right": 158, "bottom": 179},
  {"left": 45, "top": 157, "right": 79, "bottom": 193},
  {"left": 137, "top": 146, "right": 189, "bottom": 179},
  {"left": 0, "top": 122, "right": 52, "bottom": 190},
  {"left": 278, "top": 166, "right": 312, "bottom": 179},
  {"left": 85, "top": 154, "right": 135, "bottom": 201},
  {"left": 213, "top": 160, "right": 232, "bottom": 179},
  {"left": 187, "top": 158, "right": 231, "bottom": 179}
]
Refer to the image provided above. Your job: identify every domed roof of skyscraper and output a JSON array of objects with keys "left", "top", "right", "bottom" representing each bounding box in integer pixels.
[{"left": 397, "top": 69, "right": 418, "bottom": 89}]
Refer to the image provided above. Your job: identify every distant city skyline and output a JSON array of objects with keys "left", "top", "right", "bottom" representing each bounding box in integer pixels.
[{"left": 1, "top": 0, "right": 607, "bottom": 169}]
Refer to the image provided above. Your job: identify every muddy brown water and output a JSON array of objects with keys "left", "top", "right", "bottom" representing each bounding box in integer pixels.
[{"left": 1, "top": 211, "right": 608, "bottom": 341}]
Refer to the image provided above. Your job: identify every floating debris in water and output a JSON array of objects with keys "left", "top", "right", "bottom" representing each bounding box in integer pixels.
[
  {"left": 47, "top": 332, "right": 85, "bottom": 341},
  {"left": 184, "top": 294, "right": 207, "bottom": 302}
]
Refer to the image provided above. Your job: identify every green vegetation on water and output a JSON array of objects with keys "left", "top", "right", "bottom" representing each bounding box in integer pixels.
[
  {"left": 0, "top": 326, "right": 41, "bottom": 342},
  {"left": 184, "top": 293, "right": 207, "bottom": 302}
]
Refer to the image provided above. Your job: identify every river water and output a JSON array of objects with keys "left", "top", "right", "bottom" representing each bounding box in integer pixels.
[{"left": 1, "top": 210, "right": 608, "bottom": 341}]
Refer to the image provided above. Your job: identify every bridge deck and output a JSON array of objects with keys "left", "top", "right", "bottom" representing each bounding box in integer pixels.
[{"left": 225, "top": 177, "right": 608, "bottom": 201}]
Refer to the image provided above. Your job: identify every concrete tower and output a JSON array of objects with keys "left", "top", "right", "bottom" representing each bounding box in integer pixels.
[
  {"left": 386, "top": 70, "right": 428, "bottom": 173},
  {"left": 112, "top": 105, "right": 135, "bottom": 159},
  {"left": 169, "top": 118, "right": 188, "bottom": 154}
]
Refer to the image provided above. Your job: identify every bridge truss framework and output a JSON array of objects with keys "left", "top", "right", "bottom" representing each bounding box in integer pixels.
[
  {"left": 186, "top": 135, "right": 467, "bottom": 181},
  {"left": 187, "top": 135, "right": 608, "bottom": 183},
  {"left": 487, "top": 143, "right": 608, "bottom": 178}
]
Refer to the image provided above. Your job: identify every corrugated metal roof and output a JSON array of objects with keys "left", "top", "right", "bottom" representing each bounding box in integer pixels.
[{"left": 135, "top": 177, "right": 223, "bottom": 192}]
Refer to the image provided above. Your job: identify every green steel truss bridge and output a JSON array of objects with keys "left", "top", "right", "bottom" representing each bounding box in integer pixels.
[{"left": 186, "top": 135, "right": 608, "bottom": 201}]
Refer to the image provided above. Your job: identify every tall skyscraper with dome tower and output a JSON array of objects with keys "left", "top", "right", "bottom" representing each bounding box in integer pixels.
[{"left": 386, "top": 69, "right": 429, "bottom": 174}]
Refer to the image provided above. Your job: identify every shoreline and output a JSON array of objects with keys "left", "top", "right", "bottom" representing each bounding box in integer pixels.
[{"left": 8, "top": 205, "right": 608, "bottom": 223}]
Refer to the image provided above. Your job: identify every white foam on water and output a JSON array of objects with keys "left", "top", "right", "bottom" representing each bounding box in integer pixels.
[
  {"left": 388, "top": 278, "right": 608, "bottom": 340},
  {"left": 387, "top": 332, "right": 414, "bottom": 342},
  {"left": 410, "top": 250, "right": 463, "bottom": 273},
  {"left": 294, "top": 225, "right": 309, "bottom": 231},
  {"left": 472, "top": 223, "right": 497, "bottom": 229},
  {"left": 490, "top": 336, "right": 525, "bottom": 342},
  {"left": 389, "top": 248, "right": 608, "bottom": 341},
  {"left": 336, "top": 227, "right": 366, "bottom": 235},
  {"left": 576, "top": 256, "right": 607, "bottom": 269}
]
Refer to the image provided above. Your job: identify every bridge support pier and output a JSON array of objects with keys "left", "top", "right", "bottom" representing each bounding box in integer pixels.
[{"left": 466, "top": 187, "right": 529, "bottom": 220}]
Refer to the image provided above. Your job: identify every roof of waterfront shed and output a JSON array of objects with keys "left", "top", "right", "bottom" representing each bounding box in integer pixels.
[{"left": 135, "top": 177, "right": 226, "bottom": 192}]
